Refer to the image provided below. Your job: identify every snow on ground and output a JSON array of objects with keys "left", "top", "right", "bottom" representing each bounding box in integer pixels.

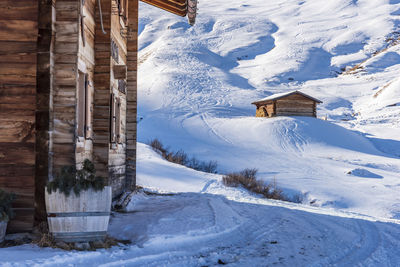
[
  {"left": 2, "top": 148, "right": 398, "bottom": 266},
  {"left": 137, "top": 0, "right": 400, "bottom": 220},
  {"left": 1, "top": 151, "right": 400, "bottom": 266},
  {"left": 2, "top": 0, "right": 400, "bottom": 266}
]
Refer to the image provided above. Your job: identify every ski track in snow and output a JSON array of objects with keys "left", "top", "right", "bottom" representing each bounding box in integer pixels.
[
  {"left": 3, "top": 0, "right": 400, "bottom": 265},
  {"left": 138, "top": 0, "right": 400, "bottom": 221}
]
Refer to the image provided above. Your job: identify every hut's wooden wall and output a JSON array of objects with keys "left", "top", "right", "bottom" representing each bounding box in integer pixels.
[
  {"left": 93, "top": 0, "right": 112, "bottom": 184},
  {"left": 93, "top": 0, "right": 135, "bottom": 197},
  {"left": 0, "top": 0, "right": 137, "bottom": 233},
  {"left": 35, "top": 0, "right": 55, "bottom": 224},
  {"left": 108, "top": 0, "right": 128, "bottom": 196},
  {"left": 52, "top": 0, "right": 79, "bottom": 173},
  {"left": 275, "top": 94, "right": 316, "bottom": 117},
  {"left": 75, "top": 0, "right": 96, "bottom": 166},
  {"left": 0, "top": 0, "right": 39, "bottom": 232},
  {"left": 126, "top": 0, "right": 138, "bottom": 190}
]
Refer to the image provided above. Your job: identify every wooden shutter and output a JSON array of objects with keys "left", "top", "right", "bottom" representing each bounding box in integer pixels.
[
  {"left": 120, "top": 0, "right": 128, "bottom": 23},
  {"left": 77, "top": 71, "right": 86, "bottom": 137},
  {"left": 85, "top": 76, "right": 93, "bottom": 139},
  {"left": 110, "top": 93, "right": 117, "bottom": 143},
  {"left": 116, "top": 97, "right": 122, "bottom": 143}
]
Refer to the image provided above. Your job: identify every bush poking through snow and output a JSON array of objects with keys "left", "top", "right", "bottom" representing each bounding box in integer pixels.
[
  {"left": 46, "top": 159, "right": 106, "bottom": 196},
  {"left": 0, "top": 189, "right": 16, "bottom": 222},
  {"left": 222, "top": 169, "right": 288, "bottom": 201},
  {"left": 149, "top": 139, "right": 218, "bottom": 174}
]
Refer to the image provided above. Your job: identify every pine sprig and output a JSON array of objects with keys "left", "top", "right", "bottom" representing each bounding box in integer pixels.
[
  {"left": 0, "top": 189, "right": 16, "bottom": 222},
  {"left": 47, "top": 159, "right": 106, "bottom": 196}
]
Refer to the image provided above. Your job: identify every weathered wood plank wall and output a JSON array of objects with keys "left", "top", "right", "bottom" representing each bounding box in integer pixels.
[
  {"left": 108, "top": 0, "right": 128, "bottom": 196},
  {"left": 35, "top": 0, "right": 55, "bottom": 224},
  {"left": 126, "top": 0, "right": 138, "bottom": 190},
  {"left": 275, "top": 94, "right": 316, "bottom": 117},
  {"left": 93, "top": 0, "right": 137, "bottom": 196},
  {"left": 75, "top": 0, "right": 96, "bottom": 166},
  {"left": 52, "top": 0, "right": 79, "bottom": 173},
  {"left": 93, "top": 0, "right": 112, "bottom": 182},
  {"left": 0, "top": 0, "right": 39, "bottom": 232}
]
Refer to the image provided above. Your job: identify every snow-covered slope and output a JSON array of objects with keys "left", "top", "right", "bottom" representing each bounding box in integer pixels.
[
  {"left": 137, "top": 0, "right": 400, "bottom": 219},
  {"left": 2, "top": 1, "right": 400, "bottom": 266}
]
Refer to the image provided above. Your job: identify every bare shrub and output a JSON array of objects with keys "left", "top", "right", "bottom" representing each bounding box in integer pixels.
[
  {"left": 222, "top": 169, "right": 291, "bottom": 202},
  {"left": 198, "top": 160, "right": 218, "bottom": 174},
  {"left": 149, "top": 139, "right": 167, "bottom": 155},
  {"left": 166, "top": 150, "right": 188, "bottom": 165},
  {"left": 148, "top": 139, "right": 218, "bottom": 174}
]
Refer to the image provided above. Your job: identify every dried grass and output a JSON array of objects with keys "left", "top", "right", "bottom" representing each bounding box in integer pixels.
[
  {"left": 149, "top": 139, "right": 218, "bottom": 174},
  {"left": 223, "top": 169, "right": 288, "bottom": 201}
]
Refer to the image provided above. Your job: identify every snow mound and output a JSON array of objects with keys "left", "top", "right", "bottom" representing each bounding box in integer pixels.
[
  {"left": 347, "top": 168, "right": 384, "bottom": 179},
  {"left": 209, "top": 116, "right": 381, "bottom": 155}
]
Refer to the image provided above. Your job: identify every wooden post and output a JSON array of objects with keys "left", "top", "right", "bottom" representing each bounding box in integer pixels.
[
  {"left": 35, "top": 0, "right": 54, "bottom": 226},
  {"left": 126, "top": 0, "right": 138, "bottom": 190},
  {"left": 93, "top": 0, "right": 112, "bottom": 180},
  {"left": 52, "top": 0, "right": 80, "bottom": 172}
]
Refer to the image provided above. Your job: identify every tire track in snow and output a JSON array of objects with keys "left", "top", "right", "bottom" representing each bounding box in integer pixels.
[{"left": 327, "top": 220, "right": 381, "bottom": 266}]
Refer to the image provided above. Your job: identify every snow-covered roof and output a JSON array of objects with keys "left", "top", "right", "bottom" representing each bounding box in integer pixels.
[{"left": 252, "top": 90, "right": 322, "bottom": 105}]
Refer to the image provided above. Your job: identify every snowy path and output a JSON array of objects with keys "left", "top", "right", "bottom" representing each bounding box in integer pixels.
[{"left": 2, "top": 193, "right": 400, "bottom": 266}]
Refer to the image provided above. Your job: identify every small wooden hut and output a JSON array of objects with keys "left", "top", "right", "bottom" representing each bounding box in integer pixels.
[
  {"left": 0, "top": 0, "right": 197, "bottom": 233},
  {"left": 252, "top": 91, "right": 322, "bottom": 118}
]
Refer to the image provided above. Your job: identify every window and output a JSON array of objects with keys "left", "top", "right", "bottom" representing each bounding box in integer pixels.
[{"left": 77, "top": 72, "right": 93, "bottom": 139}]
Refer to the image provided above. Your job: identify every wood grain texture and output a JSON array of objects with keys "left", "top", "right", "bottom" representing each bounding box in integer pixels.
[
  {"left": 254, "top": 93, "right": 320, "bottom": 118},
  {"left": 126, "top": 0, "right": 138, "bottom": 191},
  {"left": 45, "top": 186, "right": 111, "bottom": 242},
  {"left": 0, "top": 0, "right": 38, "bottom": 233}
]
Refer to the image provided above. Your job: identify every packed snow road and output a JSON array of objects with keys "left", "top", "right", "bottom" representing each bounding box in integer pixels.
[{"left": 1, "top": 192, "right": 400, "bottom": 266}]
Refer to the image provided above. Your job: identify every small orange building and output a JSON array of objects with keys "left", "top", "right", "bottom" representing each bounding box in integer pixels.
[{"left": 252, "top": 91, "right": 322, "bottom": 118}]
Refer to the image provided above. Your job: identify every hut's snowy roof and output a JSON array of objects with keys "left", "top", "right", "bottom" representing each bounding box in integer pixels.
[{"left": 252, "top": 90, "right": 322, "bottom": 105}]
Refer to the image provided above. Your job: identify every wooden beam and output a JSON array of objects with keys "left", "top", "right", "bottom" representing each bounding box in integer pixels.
[{"left": 140, "top": 0, "right": 187, "bottom": 17}]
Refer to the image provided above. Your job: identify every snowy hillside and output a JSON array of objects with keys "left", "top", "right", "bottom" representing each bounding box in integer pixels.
[
  {"left": 2, "top": 0, "right": 400, "bottom": 266},
  {"left": 137, "top": 0, "right": 400, "bottom": 220}
]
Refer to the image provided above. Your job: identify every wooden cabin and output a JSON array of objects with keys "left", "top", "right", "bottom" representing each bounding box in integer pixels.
[
  {"left": 0, "top": 0, "right": 197, "bottom": 233},
  {"left": 252, "top": 91, "right": 322, "bottom": 118}
]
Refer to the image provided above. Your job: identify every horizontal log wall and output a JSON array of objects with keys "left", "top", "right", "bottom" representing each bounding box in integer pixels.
[
  {"left": 124, "top": 0, "right": 138, "bottom": 191},
  {"left": 0, "top": 0, "right": 38, "bottom": 232},
  {"left": 93, "top": 0, "right": 111, "bottom": 181},
  {"left": 52, "top": 0, "right": 79, "bottom": 174},
  {"left": 109, "top": 0, "right": 128, "bottom": 197},
  {"left": 275, "top": 94, "right": 316, "bottom": 117},
  {"left": 35, "top": 0, "right": 54, "bottom": 225},
  {"left": 76, "top": 0, "right": 96, "bottom": 166}
]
